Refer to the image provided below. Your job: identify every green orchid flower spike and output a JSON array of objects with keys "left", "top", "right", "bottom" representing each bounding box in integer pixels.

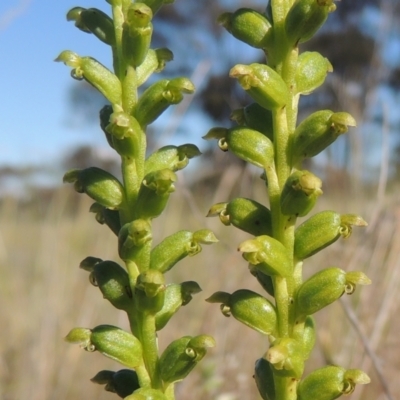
[
  {"left": 57, "top": 0, "right": 372, "bottom": 398},
  {"left": 57, "top": 1, "right": 217, "bottom": 398},
  {"left": 206, "top": 0, "right": 371, "bottom": 399}
]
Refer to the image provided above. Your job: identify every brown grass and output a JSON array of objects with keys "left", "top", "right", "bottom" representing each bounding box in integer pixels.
[{"left": 0, "top": 173, "right": 399, "bottom": 400}]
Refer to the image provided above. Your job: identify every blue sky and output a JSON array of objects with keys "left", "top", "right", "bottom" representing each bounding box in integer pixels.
[{"left": 1, "top": 0, "right": 121, "bottom": 169}]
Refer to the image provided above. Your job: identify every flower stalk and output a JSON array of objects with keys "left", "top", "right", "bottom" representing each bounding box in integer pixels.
[
  {"left": 58, "top": 1, "right": 217, "bottom": 398},
  {"left": 205, "top": 1, "right": 371, "bottom": 399}
]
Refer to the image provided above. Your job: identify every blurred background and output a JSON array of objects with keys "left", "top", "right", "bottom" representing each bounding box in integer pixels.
[{"left": 1, "top": 0, "right": 400, "bottom": 399}]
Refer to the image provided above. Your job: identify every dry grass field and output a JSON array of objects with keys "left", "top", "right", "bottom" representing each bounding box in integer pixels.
[{"left": 0, "top": 167, "right": 399, "bottom": 400}]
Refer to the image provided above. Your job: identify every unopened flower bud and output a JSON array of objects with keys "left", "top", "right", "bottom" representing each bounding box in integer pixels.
[
  {"left": 134, "top": 169, "right": 176, "bottom": 220},
  {"left": 207, "top": 197, "right": 272, "bottom": 236},
  {"left": 206, "top": 289, "right": 277, "bottom": 336},
  {"left": 294, "top": 211, "right": 367, "bottom": 260},
  {"left": 295, "top": 51, "right": 333, "bottom": 95},
  {"left": 280, "top": 170, "right": 322, "bottom": 217},
  {"left": 285, "top": 0, "right": 336, "bottom": 45},
  {"left": 230, "top": 63, "right": 289, "bottom": 110},
  {"left": 159, "top": 335, "right": 215, "bottom": 384},
  {"left": 239, "top": 235, "right": 292, "bottom": 277},
  {"left": 92, "top": 260, "right": 133, "bottom": 311},
  {"left": 203, "top": 126, "right": 274, "bottom": 169},
  {"left": 218, "top": 8, "right": 273, "bottom": 49},
  {"left": 135, "top": 270, "right": 166, "bottom": 314},
  {"left": 135, "top": 78, "right": 195, "bottom": 127},
  {"left": 55, "top": 52, "right": 122, "bottom": 105},
  {"left": 91, "top": 369, "right": 140, "bottom": 398},
  {"left": 122, "top": 4, "right": 153, "bottom": 67},
  {"left": 90, "top": 325, "right": 143, "bottom": 368},
  {"left": 118, "top": 219, "right": 152, "bottom": 262},
  {"left": 297, "top": 366, "right": 370, "bottom": 400},
  {"left": 150, "top": 229, "right": 217, "bottom": 273},
  {"left": 144, "top": 144, "right": 201, "bottom": 175},
  {"left": 136, "top": 48, "right": 174, "bottom": 87},
  {"left": 231, "top": 102, "right": 274, "bottom": 141},
  {"left": 67, "top": 7, "right": 115, "bottom": 45},
  {"left": 63, "top": 167, "right": 124, "bottom": 209},
  {"left": 267, "top": 337, "right": 304, "bottom": 378},
  {"left": 155, "top": 281, "right": 201, "bottom": 330},
  {"left": 296, "top": 267, "right": 371, "bottom": 317},
  {"left": 292, "top": 110, "right": 356, "bottom": 164},
  {"left": 254, "top": 357, "right": 276, "bottom": 400}
]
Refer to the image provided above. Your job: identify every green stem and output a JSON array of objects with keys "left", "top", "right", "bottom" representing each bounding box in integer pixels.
[
  {"left": 111, "top": 3, "right": 125, "bottom": 79},
  {"left": 274, "top": 276, "right": 290, "bottom": 337},
  {"left": 139, "top": 314, "right": 162, "bottom": 389},
  {"left": 268, "top": 4, "right": 303, "bottom": 399}
]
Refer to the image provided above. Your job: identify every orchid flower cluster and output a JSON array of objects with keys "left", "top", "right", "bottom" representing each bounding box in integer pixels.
[
  {"left": 56, "top": 1, "right": 217, "bottom": 399},
  {"left": 204, "top": 1, "right": 371, "bottom": 399}
]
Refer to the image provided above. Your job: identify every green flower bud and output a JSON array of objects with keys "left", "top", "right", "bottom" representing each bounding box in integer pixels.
[
  {"left": 122, "top": 4, "right": 153, "bottom": 67},
  {"left": 292, "top": 110, "right": 356, "bottom": 164},
  {"left": 134, "top": 169, "right": 176, "bottom": 220},
  {"left": 119, "top": 219, "right": 152, "bottom": 248},
  {"left": 91, "top": 369, "right": 140, "bottom": 398},
  {"left": 105, "top": 110, "right": 145, "bottom": 157},
  {"left": 65, "top": 327, "right": 93, "bottom": 350},
  {"left": 295, "top": 51, "right": 333, "bottom": 95},
  {"left": 135, "top": 270, "right": 165, "bottom": 314},
  {"left": 300, "top": 316, "right": 316, "bottom": 360},
  {"left": 90, "top": 325, "right": 143, "bottom": 368},
  {"left": 150, "top": 229, "right": 217, "bottom": 273},
  {"left": 66, "top": 7, "right": 90, "bottom": 32},
  {"left": 280, "top": 170, "right": 322, "bottom": 217},
  {"left": 67, "top": 7, "right": 115, "bottom": 45},
  {"left": 63, "top": 167, "right": 124, "bottom": 209},
  {"left": 227, "top": 197, "right": 272, "bottom": 236},
  {"left": 125, "top": 388, "right": 168, "bottom": 400},
  {"left": 203, "top": 126, "right": 274, "bottom": 169},
  {"left": 155, "top": 281, "right": 201, "bottom": 330},
  {"left": 91, "top": 261, "right": 133, "bottom": 311},
  {"left": 296, "top": 267, "right": 371, "bottom": 317},
  {"left": 267, "top": 338, "right": 304, "bottom": 378},
  {"left": 90, "top": 202, "right": 122, "bottom": 236},
  {"left": 231, "top": 103, "right": 274, "bottom": 141},
  {"left": 55, "top": 52, "right": 122, "bottom": 105},
  {"left": 285, "top": 0, "right": 336, "bottom": 45},
  {"left": 106, "top": 110, "right": 141, "bottom": 140},
  {"left": 79, "top": 256, "right": 103, "bottom": 272},
  {"left": 136, "top": 48, "right": 174, "bottom": 87},
  {"left": 138, "top": 0, "right": 175, "bottom": 15},
  {"left": 144, "top": 144, "right": 201, "bottom": 175},
  {"left": 99, "top": 105, "right": 115, "bottom": 149},
  {"left": 135, "top": 78, "right": 195, "bottom": 127},
  {"left": 218, "top": 8, "right": 273, "bottom": 49},
  {"left": 118, "top": 219, "right": 152, "bottom": 262},
  {"left": 297, "top": 366, "right": 370, "bottom": 400},
  {"left": 239, "top": 235, "right": 292, "bottom": 277},
  {"left": 254, "top": 358, "right": 276, "bottom": 400},
  {"left": 249, "top": 267, "right": 275, "bottom": 297},
  {"left": 206, "top": 289, "right": 277, "bottom": 336},
  {"left": 294, "top": 211, "right": 367, "bottom": 260},
  {"left": 159, "top": 335, "right": 215, "bottom": 384},
  {"left": 230, "top": 63, "right": 289, "bottom": 110}
]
